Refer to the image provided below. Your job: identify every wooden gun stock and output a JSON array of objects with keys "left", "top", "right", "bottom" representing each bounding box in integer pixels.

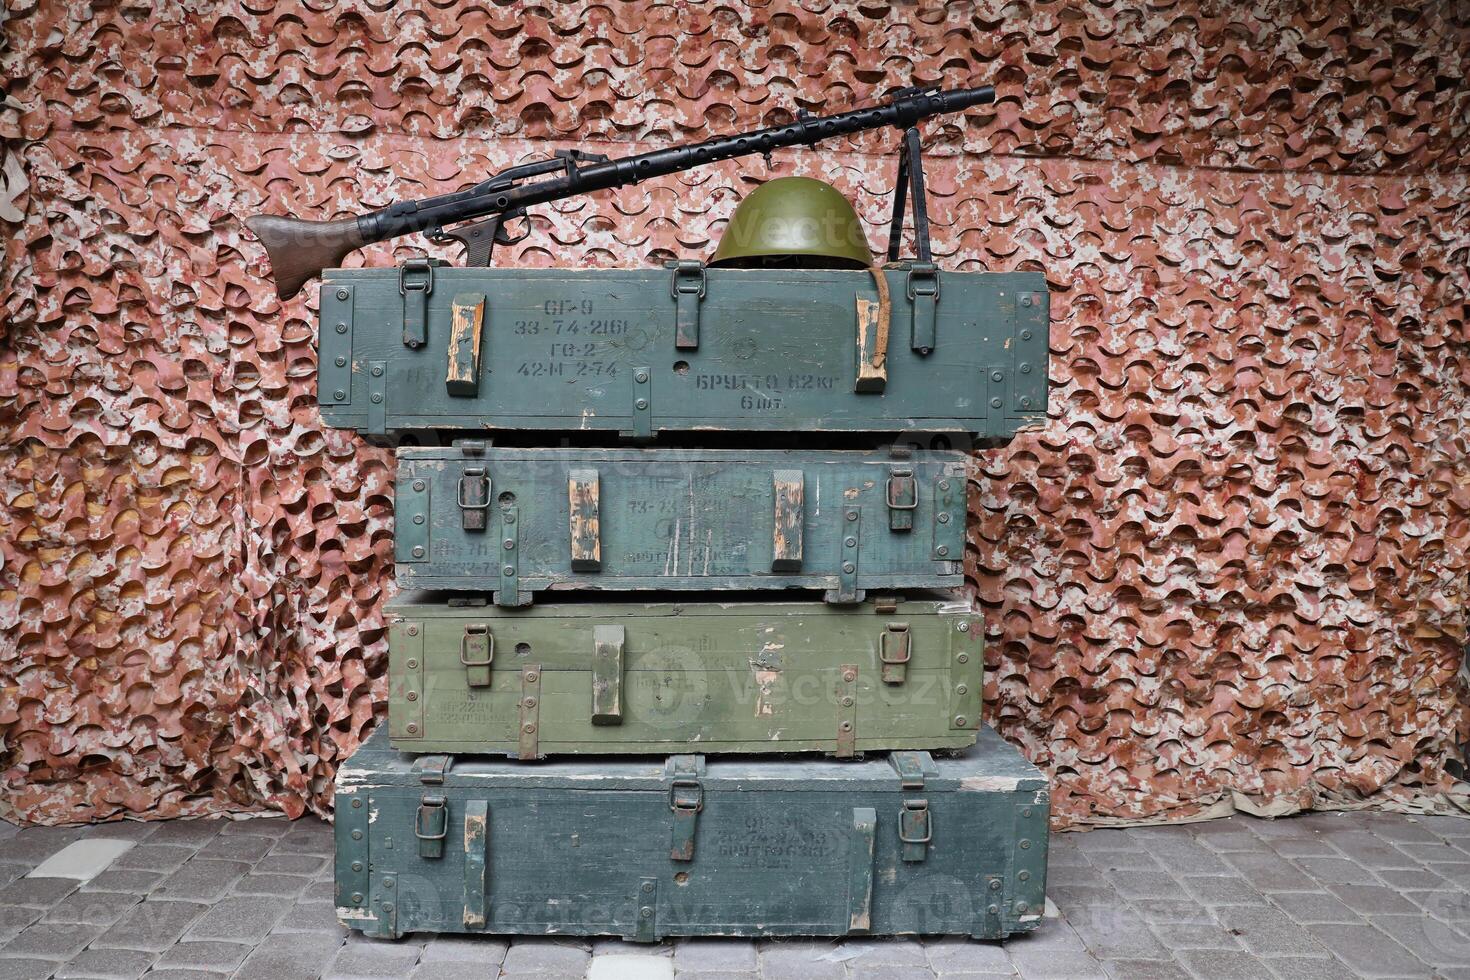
[{"left": 245, "top": 215, "right": 367, "bottom": 301}]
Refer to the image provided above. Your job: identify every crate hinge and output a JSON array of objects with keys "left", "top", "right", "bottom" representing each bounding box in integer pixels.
[
  {"left": 887, "top": 466, "right": 916, "bottom": 532},
  {"left": 889, "top": 750, "right": 933, "bottom": 862},
  {"left": 631, "top": 365, "right": 653, "bottom": 441},
  {"left": 398, "top": 256, "right": 436, "bottom": 349},
  {"left": 496, "top": 503, "right": 525, "bottom": 607},
  {"left": 320, "top": 284, "right": 353, "bottom": 408},
  {"left": 670, "top": 260, "right": 706, "bottom": 350},
  {"left": 367, "top": 360, "right": 387, "bottom": 435},
  {"left": 667, "top": 755, "right": 704, "bottom": 862},
  {"left": 975, "top": 874, "right": 1006, "bottom": 940},
  {"left": 458, "top": 466, "right": 491, "bottom": 532},
  {"left": 635, "top": 876, "right": 659, "bottom": 942},
  {"left": 906, "top": 262, "right": 939, "bottom": 355},
  {"left": 591, "top": 624, "right": 624, "bottom": 725},
  {"left": 518, "top": 664, "right": 542, "bottom": 759},
  {"left": 396, "top": 469, "right": 430, "bottom": 563},
  {"left": 933, "top": 473, "right": 963, "bottom": 561},
  {"left": 459, "top": 624, "right": 492, "bottom": 688},
  {"left": 880, "top": 622, "right": 911, "bottom": 685},
  {"left": 836, "top": 664, "right": 858, "bottom": 758},
  {"left": 827, "top": 506, "right": 863, "bottom": 604}
]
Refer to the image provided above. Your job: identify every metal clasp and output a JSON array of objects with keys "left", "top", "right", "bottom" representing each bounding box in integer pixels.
[
  {"left": 460, "top": 624, "right": 493, "bottom": 668},
  {"left": 899, "top": 799, "right": 932, "bottom": 845},
  {"left": 669, "top": 777, "right": 704, "bottom": 815},
  {"left": 416, "top": 792, "right": 448, "bottom": 859},
  {"left": 880, "top": 623, "right": 911, "bottom": 665},
  {"left": 399, "top": 256, "right": 435, "bottom": 295}
]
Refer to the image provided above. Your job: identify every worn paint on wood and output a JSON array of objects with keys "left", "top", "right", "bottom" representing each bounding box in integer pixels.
[
  {"left": 395, "top": 447, "right": 967, "bottom": 603},
  {"left": 319, "top": 267, "right": 1048, "bottom": 438},
  {"left": 853, "top": 265, "right": 890, "bottom": 392},
  {"left": 445, "top": 292, "right": 486, "bottom": 397},
  {"left": 334, "top": 725, "right": 1049, "bottom": 940},
  {"left": 384, "top": 597, "right": 985, "bottom": 756}
]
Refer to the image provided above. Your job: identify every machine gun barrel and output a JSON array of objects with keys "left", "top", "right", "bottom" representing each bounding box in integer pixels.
[{"left": 248, "top": 84, "right": 995, "bottom": 299}]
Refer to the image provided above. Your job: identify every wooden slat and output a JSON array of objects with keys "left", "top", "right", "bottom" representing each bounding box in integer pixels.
[
  {"left": 771, "top": 469, "right": 804, "bottom": 571},
  {"left": 445, "top": 292, "right": 486, "bottom": 397},
  {"left": 568, "top": 468, "right": 601, "bottom": 571}
]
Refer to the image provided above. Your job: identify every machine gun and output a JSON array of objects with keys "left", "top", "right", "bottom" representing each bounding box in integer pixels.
[{"left": 246, "top": 84, "right": 996, "bottom": 300}]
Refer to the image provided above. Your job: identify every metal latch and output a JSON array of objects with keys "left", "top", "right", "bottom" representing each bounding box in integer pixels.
[
  {"left": 906, "top": 263, "right": 939, "bottom": 355},
  {"left": 416, "top": 793, "right": 448, "bottom": 859},
  {"left": 398, "top": 256, "right": 436, "bottom": 349},
  {"left": 889, "top": 750, "right": 933, "bottom": 862},
  {"left": 886, "top": 467, "right": 917, "bottom": 532},
  {"left": 898, "top": 799, "right": 932, "bottom": 862},
  {"left": 458, "top": 467, "right": 491, "bottom": 532},
  {"left": 879, "top": 623, "right": 911, "bottom": 684},
  {"left": 460, "top": 624, "right": 492, "bottom": 688},
  {"left": 668, "top": 756, "right": 704, "bottom": 862},
  {"left": 670, "top": 260, "right": 706, "bottom": 350}
]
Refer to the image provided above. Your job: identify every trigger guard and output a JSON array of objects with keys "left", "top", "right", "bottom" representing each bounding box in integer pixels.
[{"left": 496, "top": 214, "right": 531, "bottom": 245}]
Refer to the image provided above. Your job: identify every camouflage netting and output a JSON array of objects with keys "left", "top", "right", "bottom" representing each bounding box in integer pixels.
[{"left": 1, "top": 1, "right": 1467, "bottom": 826}]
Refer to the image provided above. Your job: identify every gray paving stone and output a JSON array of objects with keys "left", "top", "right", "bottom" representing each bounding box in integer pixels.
[
  {"left": 234, "top": 945, "right": 328, "bottom": 980},
  {"left": 1369, "top": 913, "right": 1470, "bottom": 967},
  {"left": 0, "top": 827, "right": 81, "bottom": 866},
  {"left": 849, "top": 966, "right": 932, "bottom": 980},
  {"left": 1326, "top": 883, "right": 1419, "bottom": 915},
  {"left": 80, "top": 821, "right": 155, "bottom": 842},
  {"left": 301, "top": 880, "right": 336, "bottom": 902},
  {"left": 1417, "top": 815, "right": 1470, "bottom": 839},
  {"left": 1394, "top": 840, "right": 1469, "bottom": 864},
  {"left": 1241, "top": 817, "right": 1316, "bottom": 840},
  {"left": 1374, "top": 867, "right": 1453, "bottom": 891},
  {"left": 153, "top": 940, "right": 253, "bottom": 972},
  {"left": 270, "top": 823, "right": 334, "bottom": 856},
  {"left": 144, "top": 971, "right": 229, "bottom": 980},
  {"left": 672, "top": 938, "right": 757, "bottom": 972},
  {"left": 81, "top": 869, "right": 163, "bottom": 895},
  {"left": 231, "top": 873, "right": 312, "bottom": 897},
  {"left": 1101, "top": 870, "right": 1187, "bottom": 901},
  {"left": 993, "top": 921, "right": 1086, "bottom": 952},
  {"left": 419, "top": 936, "right": 509, "bottom": 964},
  {"left": 145, "top": 820, "right": 225, "bottom": 847},
  {"left": 1194, "top": 831, "right": 1263, "bottom": 855},
  {"left": 1066, "top": 908, "right": 1168, "bottom": 961},
  {"left": 840, "top": 939, "right": 927, "bottom": 965},
  {"left": 1074, "top": 830, "right": 1146, "bottom": 855},
  {"left": 1179, "top": 875, "right": 1267, "bottom": 907},
  {"left": 252, "top": 853, "right": 329, "bottom": 876},
  {"left": 925, "top": 938, "right": 1013, "bottom": 973},
  {"left": 1214, "top": 907, "right": 1330, "bottom": 957},
  {"left": 1145, "top": 919, "right": 1240, "bottom": 950},
  {"left": 1087, "top": 852, "right": 1164, "bottom": 873},
  {"left": 201, "top": 834, "right": 274, "bottom": 863},
  {"left": 183, "top": 895, "right": 289, "bottom": 943},
  {"left": 501, "top": 939, "right": 593, "bottom": 975},
  {"left": 1269, "top": 839, "right": 1336, "bottom": 858},
  {"left": 267, "top": 900, "right": 347, "bottom": 935},
  {"left": 1154, "top": 847, "right": 1233, "bottom": 876},
  {"left": 1269, "top": 891, "right": 1361, "bottom": 924},
  {"left": 0, "top": 905, "right": 44, "bottom": 944},
  {"left": 411, "top": 963, "right": 503, "bottom": 980},
  {"left": 95, "top": 899, "right": 207, "bottom": 952},
  {"left": 0, "top": 863, "right": 28, "bottom": 888},
  {"left": 1125, "top": 901, "right": 1215, "bottom": 926},
  {"left": 756, "top": 941, "right": 845, "bottom": 980},
  {"left": 1101, "top": 961, "right": 1189, "bottom": 980},
  {"left": 1047, "top": 885, "right": 1125, "bottom": 916},
  {"left": 1008, "top": 949, "right": 1106, "bottom": 979},
  {"left": 42, "top": 888, "right": 140, "bottom": 925},
  {"left": 1305, "top": 923, "right": 1428, "bottom": 977},
  {"left": 111, "top": 845, "right": 194, "bottom": 872},
  {"left": 1223, "top": 854, "right": 1316, "bottom": 892},
  {"left": 1264, "top": 955, "right": 1352, "bottom": 980},
  {"left": 325, "top": 941, "right": 424, "bottom": 978},
  {"left": 0, "top": 960, "right": 63, "bottom": 980},
  {"left": 151, "top": 859, "right": 250, "bottom": 903},
  {"left": 1173, "top": 949, "right": 1270, "bottom": 980},
  {"left": 52, "top": 946, "right": 158, "bottom": 979},
  {"left": 1414, "top": 889, "right": 1470, "bottom": 924},
  {"left": 1366, "top": 818, "right": 1442, "bottom": 844},
  {"left": 1343, "top": 843, "right": 1421, "bottom": 871},
  {"left": 0, "top": 877, "right": 77, "bottom": 909},
  {"left": 2, "top": 920, "right": 106, "bottom": 959},
  {"left": 1292, "top": 856, "right": 1370, "bottom": 885}
]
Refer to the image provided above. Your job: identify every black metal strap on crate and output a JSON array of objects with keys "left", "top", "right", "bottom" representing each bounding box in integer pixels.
[
  {"left": 398, "top": 256, "right": 437, "bottom": 349},
  {"left": 668, "top": 755, "right": 704, "bottom": 862}
]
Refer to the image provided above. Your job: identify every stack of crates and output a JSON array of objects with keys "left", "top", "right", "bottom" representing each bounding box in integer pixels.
[{"left": 323, "top": 256, "right": 1053, "bottom": 941}]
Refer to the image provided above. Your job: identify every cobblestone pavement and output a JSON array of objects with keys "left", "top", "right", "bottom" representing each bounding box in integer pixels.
[{"left": 0, "top": 809, "right": 1467, "bottom": 979}]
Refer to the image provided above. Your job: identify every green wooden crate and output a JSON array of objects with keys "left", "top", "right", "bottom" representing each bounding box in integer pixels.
[
  {"left": 387, "top": 595, "right": 984, "bottom": 757},
  {"left": 396, "top": 445, "right": 968, "bottom": 605},
  {"left": 317, "top": 264, "right": 1048, "bottom": 439},
  {"left": 335, "top": 726, "right": 1049, "bottom": 940}
]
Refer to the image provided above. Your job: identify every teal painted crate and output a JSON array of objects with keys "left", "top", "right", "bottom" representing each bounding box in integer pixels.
[
  {"left": 318, "top": 265, "right": 1048, "bottom": 439},
  {"left": 334, "top": 726, "right": 1049, "bottom": 940},
  {"left": 395, "top": 445, "right": 968, "bottom": 604}
]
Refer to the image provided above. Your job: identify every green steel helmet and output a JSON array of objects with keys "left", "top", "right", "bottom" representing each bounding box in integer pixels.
[{"left": 710, "top": 176, "right": 872, "bottom": 269}]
